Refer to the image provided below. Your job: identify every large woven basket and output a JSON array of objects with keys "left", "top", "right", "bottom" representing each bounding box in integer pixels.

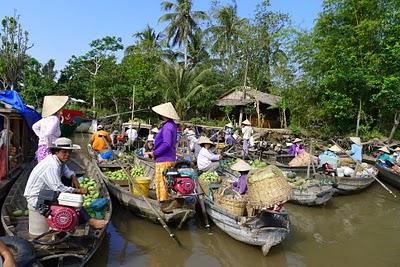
[
  {"left": 247, "top": 165, "right": 292, "bottom": 208},
  {"left": 215, "top": 187, "right": 246, "bottom": 217}
]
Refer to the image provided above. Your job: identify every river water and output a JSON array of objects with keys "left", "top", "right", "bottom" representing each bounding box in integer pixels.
[{"left": 73, "top": 134, "right": 400, "bottom": 267}]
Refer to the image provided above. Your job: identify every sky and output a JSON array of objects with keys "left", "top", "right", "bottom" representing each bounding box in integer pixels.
[{"left": 0, "top": 0, "right": 322, "bottom": 71}]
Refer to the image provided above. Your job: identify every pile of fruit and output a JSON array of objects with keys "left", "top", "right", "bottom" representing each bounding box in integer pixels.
[
  {"left": 250, "top": 159, "right": 268, "bottom": 168},
  {"left": 199, "top": 172, "right": 221, "bottom": 183},
  {"left": 131, "top": 165, "right": 145, "bottom": 177},
  {"left": 104, "top": 165, "right": 145, "bottom": 181},
  {"left": 220, "top": 159, "right": 236, "bottom": 169},
  {"left": 285, "top": 172, "right": 333, "bottom": 190},
  {"left": 80, "top": 177, "right": 100, "bottom": 207},
  {"left": 12, "top": 209, "right": 29, "bottom": 217}
]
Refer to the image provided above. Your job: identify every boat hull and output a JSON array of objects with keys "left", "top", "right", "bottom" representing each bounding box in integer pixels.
[
  {"left": 376, "top": 165, "right": 400, "bottom": 190},
  {"left": 290, "top": 185, "right": 335, "bottom": 206}
]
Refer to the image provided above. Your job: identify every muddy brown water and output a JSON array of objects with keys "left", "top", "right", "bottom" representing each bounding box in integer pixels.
[{"left": 73, "top": 134, "right": 400, "bottom": 267}]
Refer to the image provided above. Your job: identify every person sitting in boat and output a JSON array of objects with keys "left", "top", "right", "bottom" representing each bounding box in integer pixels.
[
  {"left": 23, "top": 138, "right": 107, "bottom": 230},
  {"left": 376, "top": 146, "right": 396, "bottom": 167},
  {"left": 90, "top": 125, "right": 112, "bottom": 152},
  {"left": 241, "top": 119, "right": 253, "bottom": 156},
  {"left": 32, "top": 95, "right": 68, "bottom": 162},
  {"left": 110, "top": 130, "right": 119, "bottom": 149},
  {"left": 139, "top": 136, "right": 155, "bottom": 158},
  {"left": 125, "top": 124, "right": 138, "bottom": 150},
  {"left": 288, "top": 138, "right": 303, "bottom": 156},
  {"left": 393, "top": 147, "right": 400, "bottom": 164},
  {"left": 0, "top": 240, "right": 16, "bottom": 267},
  {"left": 348, "top": 136, "right": 362, "bottom": 162},
  {"left": 224, "top": 123, "right": 236, "bottom": 146},
  {"left": 197, "top": 136, "right": 222, "bottom": 173},
  {"left": 148, "top": 127, "right": 159, "bottom": 141},
  {"left": 319, "top": 145, "right": 341, "bottom": 171},
  {"left": 230, "top": 160, "right": 251, "bottom": 195}
]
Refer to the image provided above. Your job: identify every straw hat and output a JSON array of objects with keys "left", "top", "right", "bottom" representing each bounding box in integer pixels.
[
  {"left": 378, "top": 146, "right": 390, "bottom": 154},
  {"left": 293, "top": 138, "right": 302, "bottom": 143},
  {"left": 225, "top": 123, "right": 233, "bottom": 128},
  {"left": 349, "top": 137, "right": 361, "bottom": 146},
  {"left": 49, "top": 137, "right": 81, "bottom": 150},
  {"left": 151, "top": 127, "right": 159, "bottom": 133},
  {"left": 97, "top": 125, "right": 104, "bottom": 130},
  {"left": 197, "top": 136, "right": 214, "bottom": 145},
  {"left": 151, "top": 102, "right": 180, "bottom": 120},
  {"left": 231, "top": 160, "right": 251, "bottom": 172},
  {"left": 242, "top": 119, "right": 251, "bottom": 125},
  {"left": 41, "top": 96, "right": 68, "bottom": 118},
  {"left": 286, "top": 142, "right": 293, "bottom": 147},
  {"left": 328, "top": 145, "right": 341, "bottom": 153}
]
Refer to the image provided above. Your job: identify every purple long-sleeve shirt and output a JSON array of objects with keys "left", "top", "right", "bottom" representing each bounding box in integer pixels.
[
  {"left": 153, "top": 119, "right": 177, "bottom": 163},
  {"left": 233, "top": 172, "right": 248, "bottom": 195}
]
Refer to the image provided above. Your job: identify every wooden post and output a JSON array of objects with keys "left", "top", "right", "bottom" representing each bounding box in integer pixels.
[
  {"left": 356, "top": 99, "right": 361, "bottom": 137},
  {"left": 256, "top": 100, "right": 261, "bottom": 127},
  {"left": 131, "top": 86, "right": 135, "bottom": 121},
  {"left": 388, "top": 111, "right": 400, "bottom": 143}
]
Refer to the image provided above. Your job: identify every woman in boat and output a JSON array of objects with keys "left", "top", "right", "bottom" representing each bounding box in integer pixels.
[
  {"left": 348, "top": 136, "right": 362, "bottom": 162},
  {"left": 241, "top": 119, "right": 253, "bottom": 156},
  {"left": 147, "top": 102, "right": 180, "bottom": 208},
  {"left": 230, "top": 160, "right": 251, "bottom": 195},
  {"left": 139, "top": 136, "right": 155, "bottom": 158},
  {"left": 148, "top": 127, "right": 159, "bottom": 141},
  {"left": 288, "top": 138, "right": 303, "bottom": 156},
  {"left": 32, "top": 95, "right": 68, "bottom": 162},
  {"left": 197, "top": 136, "right": 221, "bottom": 172},
  {"left": 23, "top": 137, "right": 107, "bottom": 230},
  {"left": 318, "top": 145, "right": 341, "bottom": 171},
  {"left": 376, "top": 146, "right": 396, "bottom": 167},
  {"left": 224, "top": 123, "right": 235, "bottom": 146}
]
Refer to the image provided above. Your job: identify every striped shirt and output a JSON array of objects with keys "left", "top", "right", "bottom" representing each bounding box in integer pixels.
[{"left": 24, "top": 154, "right": 75, "bottom": 208}]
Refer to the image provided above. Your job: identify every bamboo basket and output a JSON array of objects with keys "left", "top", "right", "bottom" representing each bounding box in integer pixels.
[
  {"left": 215, "top": 187, "right": 246, "bottom": 217},
  {"left": 247, "top": 165, "right": 292, "bottom": 208}
]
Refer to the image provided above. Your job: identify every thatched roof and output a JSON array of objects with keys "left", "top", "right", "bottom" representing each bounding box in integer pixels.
[{"left": 216, "top": 86, "right": 281, "bottom": 107}]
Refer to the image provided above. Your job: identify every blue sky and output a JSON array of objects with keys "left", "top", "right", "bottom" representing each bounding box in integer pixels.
[{"left": 0, "top": 0, "right": 322, "bottom": 71}]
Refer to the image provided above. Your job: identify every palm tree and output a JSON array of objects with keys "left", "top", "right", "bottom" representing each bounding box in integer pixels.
[
  {"left": 158, "top": 62, "right": 211, "bottom": 119},
  {"left": 159, "top": 0, "right": 208, "bottom": 68},
  {"left": 187, "top": 29, "right": 209, "bottom": 68},
  {"left": 125, "top": 25, "right": 162, "bottom": 55}
]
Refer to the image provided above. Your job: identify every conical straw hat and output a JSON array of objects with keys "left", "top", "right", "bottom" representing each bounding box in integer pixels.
[
  {"left": 378, "top": 146, "right": 390, "bottom": 154},
  {"left": 151, "top": 102, "right": 180, "bottom": 120},
  {"left": 151, "top": 127, "right": 159, "bottom": 133},
  {"left": 349, "top": 137, "right": 361, "bottom": 146},
  {"left": 197, "top": 136, "right": 214, "bottom": 145},
  {"left": 41, "top": 96, "right": 68, "bottom": 118},
  {"left": 328, "top": 145, "right": 341, "bottom": 153},
  {"left": 231, "top": 160, "right": 251, "bottom": 172},
  {"left": 293, "top": 138, "right": 302, "bottom": 143},
  {"left": 225, "top": 123, "right": 233, "bottom": 128},
  {"left": 242, "top": 119, "right": 251, "bottom": 125}
]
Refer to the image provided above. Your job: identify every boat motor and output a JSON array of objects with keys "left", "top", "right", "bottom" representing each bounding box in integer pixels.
[{"left": 164, "top": 161, "right": 196, "bottom": 195}]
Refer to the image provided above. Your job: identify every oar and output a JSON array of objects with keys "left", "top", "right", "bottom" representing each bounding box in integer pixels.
[
  {"left": 101, "top": 137, "right": 183, "bottom": 246},
  {"left": 196, "top": 180, "right": 211, "bottom": 231},
  {"left": 331, "top": 140, "right": 397, "bottom": 198}
]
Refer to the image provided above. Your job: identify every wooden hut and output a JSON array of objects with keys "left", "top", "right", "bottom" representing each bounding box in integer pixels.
[{"left": 216, "top": 86, "right": 282, "bottom": 128}]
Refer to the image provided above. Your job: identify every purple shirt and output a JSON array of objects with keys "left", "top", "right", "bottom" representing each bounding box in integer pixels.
[
  {"left": 153, "top": 119, "right": 177, "bottom": 162},
  {"left": 233, "top": 172, "right": 248, "bottom": 195}
]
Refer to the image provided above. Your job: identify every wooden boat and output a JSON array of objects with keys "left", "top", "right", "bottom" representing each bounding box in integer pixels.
[
  {"left": 376, "top": 164, "right": 400, "bottom": 190},
  {"left": 98, "top": 152, "right": 196, "bottom": 226},
  {"left": 75, "top": 119, "right": 93, "bottom": 133},
  {"left": 0, "top": 152, "right": 112, "bottom": 267}
]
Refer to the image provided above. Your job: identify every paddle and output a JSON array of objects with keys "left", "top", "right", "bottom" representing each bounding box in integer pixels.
[
  {"left": 331, "top": 140, "right": 397, "bottom": 198},
  {"left": 196, "top": 180, "right": 211, "bottom": 231},
  {"left": 100, "top": 137, "right": 183, "bottom": 246}
]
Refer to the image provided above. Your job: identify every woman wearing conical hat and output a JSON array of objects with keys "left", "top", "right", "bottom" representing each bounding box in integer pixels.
[
  {"left": 241, "top": 119, "right": 253, "bottom": 156},
  {"left": 230, "top": 160, "right": 251, "bottom": 195},
  {"left": 147, "top": 102, "right": 180, "bottom": 211},
  {"left": 318, "top": 145, "right": 341, "bottom": 170},
  {"left": 376, "top": 146, "right": 396, "bottom": 168},
  {"left": 348, "top": 137, "right": 362, "bottom": 162},
  {"left": 32, "top": 96, "right": 68, "bottom": 161},
  {"left": 224, "top": 122, "right": 235, "bottom": 146},
  {"left": 196, "top": 136, "right": 221, "bottom": 172}
]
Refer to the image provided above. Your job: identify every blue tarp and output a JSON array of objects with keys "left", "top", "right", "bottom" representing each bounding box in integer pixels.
[{"left": 0, "top": 90, "right": 41, "bottom": 129}]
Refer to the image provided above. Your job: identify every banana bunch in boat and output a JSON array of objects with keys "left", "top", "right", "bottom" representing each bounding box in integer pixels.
[
  {"left": 250, "top": 159, "right": 268, "bottom": 168},
  {"left": 199, "top": 172, "right": 221, "bottom": 183},
  {"left": 80, "top": 177, "right": 100, "bottom": 207}
]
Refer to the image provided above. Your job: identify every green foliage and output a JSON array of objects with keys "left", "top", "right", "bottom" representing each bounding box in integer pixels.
[{"left": 188, "top": 117, "right": 228, "bottom": 127}]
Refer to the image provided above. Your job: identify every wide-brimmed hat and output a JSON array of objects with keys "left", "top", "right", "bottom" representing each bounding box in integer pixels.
[
  {"left": 41, "top": 96, "right": 68, "bottom": 118},
  {"left": 293, "top": 138, "right": 302, "bottom": 143},
  {"left": 378, "top": 146, "right": 390, "bottom": 154},
  {"left": 151, "top": 127, "right": 159, "bottom": 133},
  {"left": 97, "top": 125, "right": 104, "bottom": 130},
  {"left": 242, "top": 119, "right": 251, "bottom": 125},
  {"left": 231, "top": 160, "right": 251, "bottom": 172},
  {"left": 197, "top": 136, "right": 214, "bottom": 145},
  {"left": 225, "top": 123, "right": 233, "bottom": 128},
  {"left": 49, "top": 137, "right": 81, "bottom": 150},
  {"left": 147, "top": 136, "right": 154, "bottom": 142},
  {"left": 349, "top": 137, "right": 361, "bottom": 146},
  {"left": 152, "top": 102, "right": 180, "bottom": 120},
  {"left": 328, "top": 145, "right": 341, "bottom": 153}
]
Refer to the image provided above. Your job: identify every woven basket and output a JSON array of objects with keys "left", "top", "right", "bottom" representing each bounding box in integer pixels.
[
  {"left": 247, "top": 165, "right": 292, "bottom": 208},
  {"left": 215, "top": 187, "right": 246, "bottom": 217}
]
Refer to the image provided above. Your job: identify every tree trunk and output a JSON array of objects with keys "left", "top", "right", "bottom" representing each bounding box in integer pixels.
[
  {"left": 184, "top": 39, "right": 188, "bottom": 69},
  {"left": 388, "top": 111, "right": 400, "bottom": 143},
  {"left": 256, "top": 100, "right": 261, "bottom": 127},
  {"left": 355, "top": 99, "right": 362, "bottom": 136},
  {"left": 239, "top": 107, "right": 243, "bottom": 127}
]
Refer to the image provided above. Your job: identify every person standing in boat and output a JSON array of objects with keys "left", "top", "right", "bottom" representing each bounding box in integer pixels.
[
  {"left": 32, "top": 95, "right": 68, "bottom": 162},
  {"left": 224, "top": 123, "right": 235, "bottom": 146},
  {"left": 125, "top": 124, "right": 138, "bottom": 150},
  {"left": 197, "top": 136, "right": 221, "bottom": 172},
  {"left": 24, "top": 138, "right": 107, "bottom": 230},
  {"left": 147, "top": 102, "right": 180, "bottom": 211},
  {"left": 241, "top": 119, "right": 253, "bottom": 156},
  {"left": 230, "top": 160, "right": 251, "bottom": 195},
  {"left": 348, "top": 137, "right": 362, "bottom": 162}
]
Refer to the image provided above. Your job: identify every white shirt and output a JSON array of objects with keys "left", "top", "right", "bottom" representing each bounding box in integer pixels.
[
  {"left": 242, "top": 126, "right": 253, "bottom": 140},
  {"left": 197, "top": 147, "right": 220, "bottom": 170},
  {"left": 32, "top": 115, "right": 61, "bottom": 146},
  {"left": 125, "top": 128, "right": 138, "bottom": 141},
  {"left": 24, "top": 154, "right": 75, "bottom": 208}
]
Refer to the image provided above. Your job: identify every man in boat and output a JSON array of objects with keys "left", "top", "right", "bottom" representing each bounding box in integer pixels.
[
  {"left": 125, "top": 124, "right": 138, "bottom": 150},
  {"left": 90, "top": 125, "right": 112, "bottom": 152},
  {"left": 110, "top": 130, "right": 119, "bottom": 148},
  {"left": 147, "top": 102, "right": 180, "bottom": 212},
  {"left": 241, "top": 119, "right": 253, "bottom": 156},
  {"left": 197, "top": 136, "right": 221, "bottom": 173},
  {"left": 24, "top": 137, "right": 107, "bottom": 229}
]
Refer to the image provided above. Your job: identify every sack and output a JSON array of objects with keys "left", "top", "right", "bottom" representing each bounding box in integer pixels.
[
  {"left": 89, "top": 198, "right": 109, "bottom": 211},
  {"left": 288, "top": 152, "right": 311, "bottom": 167}
]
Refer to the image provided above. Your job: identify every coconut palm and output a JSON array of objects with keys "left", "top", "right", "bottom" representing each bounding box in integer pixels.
[
  {"left": 159, "top": 0, "right": 208, "bottom": 68},
  {"left": 125, "top": 25, "right": 162, "bottom": 55}
]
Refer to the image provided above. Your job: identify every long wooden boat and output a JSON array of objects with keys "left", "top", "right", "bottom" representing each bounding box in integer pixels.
[
  {"left": 0, "top": 153, "right": 112, "bottom": 267},
  {"left": 289, "top": 183, "right": 335, "bottom": 206},
  {"left": 376, "top": 164, "right": 400, "bottom": 190},
  {"left": 97, "top": 153, "right": 196, "bottom": 226}
]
